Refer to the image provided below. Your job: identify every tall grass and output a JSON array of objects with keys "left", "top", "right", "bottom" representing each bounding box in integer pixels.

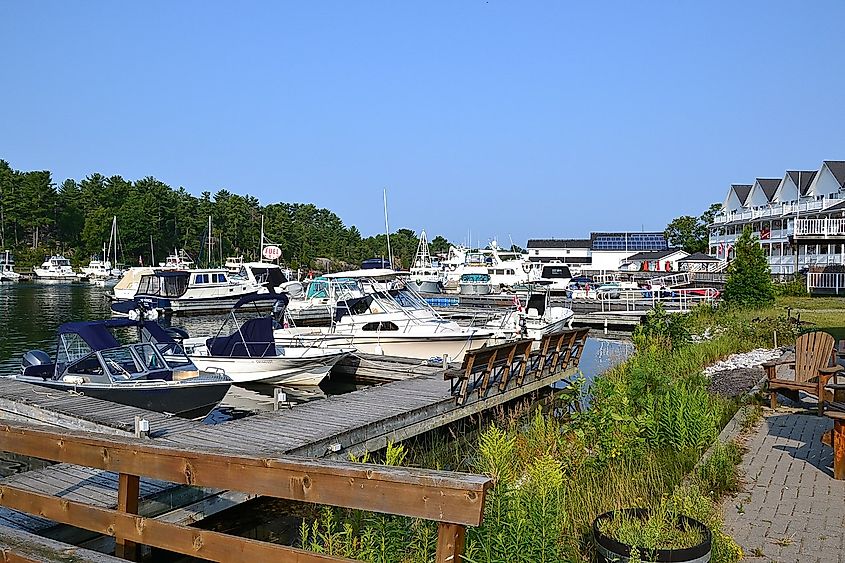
[{"left": 300, "top": 304, "right": 789, "bottom": 562}]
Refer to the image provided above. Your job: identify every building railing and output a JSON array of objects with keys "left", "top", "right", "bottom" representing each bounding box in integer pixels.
[
  {"left": 0, "top": 422, "right": 492, "bottom": 562},
  {"left": 795, "top": 218, "right": 845, "bottom": 237},
  {"left": 711, "top": 195, "right": 845, "bottom": 225},
  {"left": 807, "top": 272, "right": 845, "bottom": 294}
]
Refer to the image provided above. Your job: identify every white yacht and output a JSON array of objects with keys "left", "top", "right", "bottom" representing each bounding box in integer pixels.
[
  {"left": 233, "top": 262, "right": 304, "bottom": 297},
  {"left": 111, "top": 268, "right": 263, "bottom": 315},
  {"left": 274, "top": 271, "right": 498, "bottom": 362},
  {"left": 34, "top": 255, "right": 80, "bottom": 281},
  {"left": 159, "top": 249, "right": 195, "bottom": 270},
  {"left": 442, "top": 242, "right": 539, "bottom": 292},
  {"left": 409, "top": 230, "right": 442, "bottom": 294},
  {"left": 0, "top": 251, "right": 20, "bottom": 282}
]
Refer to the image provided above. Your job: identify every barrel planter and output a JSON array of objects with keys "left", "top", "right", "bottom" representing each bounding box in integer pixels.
[{"left": 592, "top": 508, "right": 712, "bottom": 563}]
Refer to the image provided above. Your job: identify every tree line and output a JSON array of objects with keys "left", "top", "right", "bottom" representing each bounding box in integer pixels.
[{"left": 0, "top": 160, "right": 452, "bottom": 270}]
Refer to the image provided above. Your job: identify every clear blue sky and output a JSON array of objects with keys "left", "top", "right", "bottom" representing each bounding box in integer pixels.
[{"left": 2, "top": 1, "right": 844, "bottom": 246}]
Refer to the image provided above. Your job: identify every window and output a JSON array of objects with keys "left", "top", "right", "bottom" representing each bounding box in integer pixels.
[
  {"left": 361, "top": 321, "right": 399, "bottom": 331},
  {"left": 136, "top": 344, "right": 164, "bottom": 370},
  {"left": 212, "top": 273, "right": 228, "bottom": 283},
  {"left": 194, "top": 274, "right": 209, "bottom": 284},
  {"left": 68, "top": 355, "right": 104, "bottom": 376},
  {"left": 101, "top": 348, "right": 141, "bottom": 378}
]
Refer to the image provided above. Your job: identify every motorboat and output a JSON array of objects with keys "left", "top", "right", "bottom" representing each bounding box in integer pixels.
[
  {"left": 233, "top": 261, "right": 304, "bottom": 297},
  {"left": 112, "top": 269, "right": 263, "bottom": 315},
  {"left": 180, "top": 294, "right": 354, "bottom": 386},
  {"left": 458, "top": 271, "right": 493, "bottom": 295},
  {"left": 111, "top": 267, "right": 155, "bottom": 300},
  {"left": 487, "top": 288, "right": 574, "bottom": 340},
  {"left": 83, "top": 217, "right": 123, "bottom": 280},
  {"left": 11, "top": 317, "right": 232, "bottom": 419},
  {"left": 442, "top": 242, "right": 540, "bottom": 291},
  {"left": 409, "top": 230, "right": 442, "bottom": 294},
  {"left": 284, "top": 274, "right": 367, "bottom": 326},
  {"left": 34, "top": 255, "right": 81, "bottom": 281},
  {"left": 274, "top": 270, "right": 498, "bottom": 362},
  {"left": 535, "top": 262, "right": 573, "bottom": 294},
  {"left": 0, "top": 250, "right": 20, "bottom": 282},
  {"left": 159, "top": 249, "right": 195, "bottom": 270}
]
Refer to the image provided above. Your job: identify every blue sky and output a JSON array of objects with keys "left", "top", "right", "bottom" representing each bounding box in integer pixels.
[{"left": 2, "top": 1, "right": 844, "bottom": 246}]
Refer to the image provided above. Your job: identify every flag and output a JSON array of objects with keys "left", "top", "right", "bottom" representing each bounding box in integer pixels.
[
  {"left": 760, "top": 228, "right": 771, "bottom": 240},
  {"left": 717, "top": 242, "right": 724, "bottom": 256}
]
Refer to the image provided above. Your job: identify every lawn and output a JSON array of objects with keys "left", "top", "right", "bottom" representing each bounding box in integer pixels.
[{"left": 773, "top": 296, "right": 845, "bottom": 336}]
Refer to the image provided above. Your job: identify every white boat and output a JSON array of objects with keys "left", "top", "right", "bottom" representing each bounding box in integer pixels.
[
  {"left": 534, "top": 262, "right": 573, "bottom": 294},
  {"left": 409, "top": 230, "right": 442, "bottom": 294},
  {"left": 488, "top": 288, "right": 574, "bottom": 340},
  {"left": 34, "top": 255, "right": 80, "bottom": 281},
  {"left": 0, "top": 251, "right": 20, "bottom": 282},
  {"left": 442, "top": 242, "right": 540, "bottom": 291},
  {"left": 181, "top": 294, "right": 353, "bottom": 385},
  {"left": 83, "top": 217, "right": 124, "bottom": 280},
  {"left": 112, "top": 268, "right": 263, "bottom": 315},
  {"left": 458, "top": 271, "right": 493, "bottom": 295},
  {"left": 159, "top": 249, "right": 195, "bottom": 270},
  {"left": 233, "top": 261, "right": 304, "bottom": 297},
  {"left": 274, "top": 270, "right": 498, "bottom": 362},
  {"left": 111, "top": 267, "right": 155, "bottom": 300}
]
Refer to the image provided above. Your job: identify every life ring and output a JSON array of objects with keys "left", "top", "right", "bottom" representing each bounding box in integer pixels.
[{"left": 665, "top": 261, "right": 672, "bottom": 271}]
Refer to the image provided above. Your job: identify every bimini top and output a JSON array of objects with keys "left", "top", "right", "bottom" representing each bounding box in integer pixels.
[{"left": 57, "top": 319, "right": 175, "bottom": 352}]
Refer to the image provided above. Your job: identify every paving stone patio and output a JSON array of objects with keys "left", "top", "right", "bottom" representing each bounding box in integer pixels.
[{"left": 723, "top": 410, "right": 845, "bottom": 562}]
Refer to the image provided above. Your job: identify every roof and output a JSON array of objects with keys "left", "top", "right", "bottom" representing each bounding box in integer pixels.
[
  {"left": 756, "top": 178, "right": 780, "bottom": 201},
  {"left": 527, "top": 239, "right": 592, "bottom": 249},
  {"left": 233, "top": 293, "right": 289, "bottom": 309},
  {"left": 590, "top": 232, "right": 668, "bottom": 252},
  {"left": 730, "top": 184, "right": 752, "bottom": 204},
  {"left": 57, "top": 319, "right": 174, "bottom": 352},
  {"left": 823, "top": 161, "right": 845, "bottom": 188},
  {"left": 678, "top": 252, "right": 720, "bottom": 262},
  {"left": 625, "top": 249, "right": 686, "bottom": 261},
  {"left": 787, "top": 170, "right": 817, "bottom": 195}
]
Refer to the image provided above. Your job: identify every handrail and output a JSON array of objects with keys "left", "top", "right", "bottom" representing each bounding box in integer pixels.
[{"left": 0, "top": 422, "right": 492, "bottom": 562}]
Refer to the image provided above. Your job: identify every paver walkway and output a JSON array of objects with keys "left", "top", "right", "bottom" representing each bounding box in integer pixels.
[{"left": 723, "top": 411, "right": 845, "bottom": 562}]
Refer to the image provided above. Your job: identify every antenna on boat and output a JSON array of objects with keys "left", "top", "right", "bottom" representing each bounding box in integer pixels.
[
  {"left": 150, "top": 235, "right": 155, "bottom": 266},
  {"left": 260, "top": 214, "right": 265, "bottom": 263},
  {"left": 383, "top": 188, "right": 393, "bottom": 269}
]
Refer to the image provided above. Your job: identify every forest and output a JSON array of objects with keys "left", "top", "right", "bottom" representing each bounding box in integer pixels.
[{"left": 0, "top": 160, "right": 453, "bottom": 271}]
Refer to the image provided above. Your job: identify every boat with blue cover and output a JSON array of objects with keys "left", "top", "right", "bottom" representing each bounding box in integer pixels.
[{"left": 11, "top": 318, "right": 232, "bottom": 419}]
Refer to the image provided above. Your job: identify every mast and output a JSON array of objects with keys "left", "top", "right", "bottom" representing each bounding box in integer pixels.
[
  {"left": 207, "top": 215, "right": 213, "bottom": 268},
  {"left": 260, "top": 214, "right": 265, "bottom": 263},
  {"left": 150, "top": 235, "right": 155, "bottom": 266},
  {"left": 383, "top": 188, "right": 393, "bottom": 268}
]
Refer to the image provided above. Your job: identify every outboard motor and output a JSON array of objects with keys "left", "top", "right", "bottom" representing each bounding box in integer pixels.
[{"left": 22, "top": 350, "right": 51, "bottom": 368}]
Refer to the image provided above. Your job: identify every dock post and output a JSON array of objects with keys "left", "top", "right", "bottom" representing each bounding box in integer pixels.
[
  {"left": 115, "top": 472, "right": 140, "bottom": 560},
  {"left": 435, "top": 522, "right": 466, "bottom": 563},
  {"left": 134, "top": 416, "right": 149, "bottom": 438},
  {"left": 442, "top": 354, "right": 449, "bottom": 376}
]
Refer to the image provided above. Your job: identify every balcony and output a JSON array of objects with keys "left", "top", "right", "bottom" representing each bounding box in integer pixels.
[
  {"left": 711, "top": 195, "right": 845, "bottom": 225},
  {"left": 794, "top": 218, "right": 845, "bottom": 238}
]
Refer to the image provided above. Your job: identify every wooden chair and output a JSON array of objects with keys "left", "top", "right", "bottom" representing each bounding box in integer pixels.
[{"left": 765, "top": 331, "right": 843, "bottom": 416}]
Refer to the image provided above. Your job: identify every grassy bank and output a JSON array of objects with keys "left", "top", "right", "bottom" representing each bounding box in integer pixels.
[{"left": 299, "top": 304, "right": 801, "bottom": 562}]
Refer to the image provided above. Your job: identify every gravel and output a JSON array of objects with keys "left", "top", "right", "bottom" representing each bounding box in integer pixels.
[{"left": 704, "top": 348, "right": 786, "bottom": 398}]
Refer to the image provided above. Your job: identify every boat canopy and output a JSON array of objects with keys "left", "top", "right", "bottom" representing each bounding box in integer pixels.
[
  {"left": 57, "top": 319, "right": 176, "bottom": 352},
  {"left": 137, "top": 271, "right": 190, "bottom": 297},
  {"left": 206, "top": 317, "right": 275, "bottom": 358},
  {"left": 233, "top": 293, "right": 290, "bottom": 310}
]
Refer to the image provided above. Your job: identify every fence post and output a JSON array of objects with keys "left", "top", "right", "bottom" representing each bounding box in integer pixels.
[
  {"left": 436, "top": 522, "right": 467, "bottom": 563},
  {"left": 115, "top": 472, "right": 140, "bottom": 560}
]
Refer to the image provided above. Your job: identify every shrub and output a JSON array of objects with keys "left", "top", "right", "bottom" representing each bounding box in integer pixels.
[{"left": 723, "top": 228, "right": 774, "bottom": 308}]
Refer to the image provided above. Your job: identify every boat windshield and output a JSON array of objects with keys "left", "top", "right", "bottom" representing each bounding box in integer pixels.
[
  {"left": 134, "top": 343, "right": 167, "bottom": 371},
  {"left": 460, "top": 273, "right": 491, "bottom": 282},
  {"left": 53, "top": 258, "right": 71, "bottom": 267},
  {"left": 101, "top": 348, "right": 142, "bottom": 379}
]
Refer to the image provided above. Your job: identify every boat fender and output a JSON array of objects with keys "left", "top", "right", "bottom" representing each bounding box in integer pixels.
[
  {"left": 62, "top": 375, "right": 85, "bottom": 385},
  {"left": 374, "top": 344, "right": 384, "bottom": 355}
]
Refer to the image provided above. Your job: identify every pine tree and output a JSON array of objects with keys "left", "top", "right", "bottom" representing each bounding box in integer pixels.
[{"left": 723, "top": 227, "right": 774, "bottom": 307}]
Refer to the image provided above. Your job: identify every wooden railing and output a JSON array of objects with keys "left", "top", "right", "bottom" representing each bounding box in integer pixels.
[
  {"left": 0, "top": 422, "right": 492, "bottom": 562},
  {"left": 446, "top": 328, "right": 589, "bottom": 405}
]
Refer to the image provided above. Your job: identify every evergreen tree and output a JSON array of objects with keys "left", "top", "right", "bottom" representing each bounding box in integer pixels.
[{"left": 723, "top": 227, "right": 774, "bottom": 307}]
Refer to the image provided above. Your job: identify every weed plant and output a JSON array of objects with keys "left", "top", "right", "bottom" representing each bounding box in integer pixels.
[{"left": 299, "top": 304, "right": 788, "bottom": 562}]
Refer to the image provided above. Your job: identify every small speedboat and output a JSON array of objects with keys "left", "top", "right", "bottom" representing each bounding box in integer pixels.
[
  {"left": 488, "top": 287, "right": 574, "bottom": 340},
  {"left": 181, "top": 294, "right": 354, "bottom": 386},
  {"left": 11, "top": 317, "right": 232, "bottom": 419}
]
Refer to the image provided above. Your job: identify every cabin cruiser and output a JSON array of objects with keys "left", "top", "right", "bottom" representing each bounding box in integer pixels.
[
  {"left": 0, "top": 251, "right": 20, "bottom": 282},
  {"left": 180, "top": 294, "right": 354, "bottom": 385},
  {"left": 233, "top": 262, "right": 304, "bottom": 298},
  {"left": 111, "top": 269, "right": 262, "bottom": 315},
  {"left": 442, "top": 242, "right": 539, "bottom": 291},
  {"left": 34, "top": 255, "right": 81, "bottom": 281},
  {"left": 12, "top": 318, "right": 232, "bottom": 419},
  {"left": 409, "top": 230, "right": 442, "bottom": 294},
  {"left": 159, "top": 249, "right": 195, "bottom": 270},
  {"left": 274, "top": 271, "right": 497, "bottom": 362},
  {"left": 487, "top": 288, "right": 574, "bottom": 340}
]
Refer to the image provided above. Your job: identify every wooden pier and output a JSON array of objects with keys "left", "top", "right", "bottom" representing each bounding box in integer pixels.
[{"left": 0, "top": 328, "right": 589, "bottom": 561}]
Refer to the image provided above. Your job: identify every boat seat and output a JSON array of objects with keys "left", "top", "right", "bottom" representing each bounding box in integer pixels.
[{"left": 206, "top": 317, "right": 276, "bottom": 358}]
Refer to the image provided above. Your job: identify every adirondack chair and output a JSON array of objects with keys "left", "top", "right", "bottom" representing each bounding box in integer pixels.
[{"left": 765, "top": 331, "right": 844, "bottom": 416}]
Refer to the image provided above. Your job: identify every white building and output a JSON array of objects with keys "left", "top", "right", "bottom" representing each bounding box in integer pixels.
[
  {"left": 709, "top": 160, "right": 845, "bottom": 274},
  {"left": 621, "top": 249, "right": 689, "bottom": 272},
  {"left": 527, "top": 232, "right": 672, "bottom": 272}
]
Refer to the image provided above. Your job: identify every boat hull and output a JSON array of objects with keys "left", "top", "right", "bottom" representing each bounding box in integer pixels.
[
  {"left": 274, "top": 332, "right": 497, "bottom": 362},
  {"left": 9, "top": 378, "right": 231, "bottom": 420},
  {"left": 187, "top": 349, "right": 350, "bottom": 386},
  {"left": 459, "top": 282, "right": 492, "bottom": 296}
]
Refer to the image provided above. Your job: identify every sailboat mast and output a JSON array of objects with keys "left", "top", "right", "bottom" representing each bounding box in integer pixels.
[
  {"left": 383, "top": 188, "right": 393, "bottom": 268},
  {"left": 207, "top": 215, "right": 213, "bottom": 267},
  {"left": 260, "top": 214, "right": 265, "bottom": 263},
  {"left": 150, "top": 235, "right": 155, "bottom": 266}
]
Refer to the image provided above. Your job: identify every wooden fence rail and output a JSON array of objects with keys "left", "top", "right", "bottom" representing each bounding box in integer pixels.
[{"left": 0, "top": 422, "right": 492, "bottom": 563}]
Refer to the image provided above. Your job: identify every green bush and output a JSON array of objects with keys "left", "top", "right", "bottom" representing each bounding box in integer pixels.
[
  {"left": 774, "top": 277, "right": 808, "bottom": 297},
  {"left": 723, "top": 228, "right": 775, "bottom": 308}
]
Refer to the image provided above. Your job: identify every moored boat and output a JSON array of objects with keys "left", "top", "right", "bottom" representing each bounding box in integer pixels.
[
  {"left": 0, "top": 250, "right": 20, "bottom": 282},
  {"left": 34, "top": 255, "right": 81, "bottom": 281},
  {"left": 10, "top": 317, "right": 232, "bottom": 419}
]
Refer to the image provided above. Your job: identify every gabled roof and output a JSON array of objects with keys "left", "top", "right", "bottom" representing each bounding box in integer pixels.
[
  {"left": 787, "top": 170, "right": 817, "bottom": 195},
  {"left": 527, "top": 239, "right": 592, "bottom": 249},
  {"left": 823, "top": 161, "right": 845, "bottom": 188},
  {"left": 755, "top": 178, "right": 780, "bottom": 201},
  {"left": 625, "top": 249, "right": 686, "bottom": 261},
  {"left": 730, "top": 184, "right": 752, "bottom": 205},
  {"left": 678, "top": 252, "right": 719, "bottom": 262}
]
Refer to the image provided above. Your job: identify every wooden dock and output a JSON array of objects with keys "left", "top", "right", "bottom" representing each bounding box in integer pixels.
[{"left": 0, "top": 329, "right": 589, "bottom": 559}]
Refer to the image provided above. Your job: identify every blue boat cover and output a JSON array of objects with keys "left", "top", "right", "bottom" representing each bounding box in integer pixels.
[
  {"left": 206, "top": 317, "right": 276, "bottom": 358},
  {"left": 233, "top": 293, "right": 289, "bottom": 310},
  {"left": 57, "top": 319, "right": 175, "bottom": 351}
]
